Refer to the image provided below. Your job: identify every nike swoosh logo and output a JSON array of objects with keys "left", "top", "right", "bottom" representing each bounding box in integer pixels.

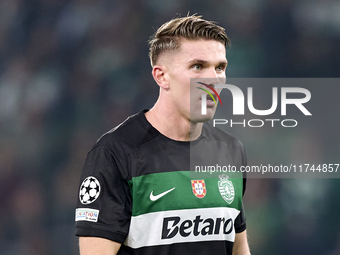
[{"left": 150, "top": 187, "right": 175, "bottom": 201}]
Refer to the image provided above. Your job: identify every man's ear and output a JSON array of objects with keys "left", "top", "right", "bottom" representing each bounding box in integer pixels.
[{"left": 152, "top": 65, "right": 169, "bottom": 90}]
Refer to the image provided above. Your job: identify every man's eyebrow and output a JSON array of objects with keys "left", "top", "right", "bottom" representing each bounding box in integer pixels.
[
  {"left": 188, "top": 59, "right": 228, "bottom": 66},
  {"left": 188, "top": 59, "right": 208, "bottom": 65},
  {"left": 218, "top": 60, "right": 228, "bottom": 66}
]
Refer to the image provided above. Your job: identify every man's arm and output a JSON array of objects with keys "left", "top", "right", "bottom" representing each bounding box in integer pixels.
[
  {"left": 79, "top": 237, "right": 121, "bottom": 255},
  {"left": 233, "top": 230, "right": 251, "bottom": 255}
]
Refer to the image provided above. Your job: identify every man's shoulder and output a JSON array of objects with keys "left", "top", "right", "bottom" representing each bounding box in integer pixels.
[{"left": 92, "top": 110, "right": 158, "bottom": 154}]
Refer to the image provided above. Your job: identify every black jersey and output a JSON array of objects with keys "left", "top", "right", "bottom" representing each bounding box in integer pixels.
[{"left": 75, "top": 110, "right": 247, "bottom": 255}]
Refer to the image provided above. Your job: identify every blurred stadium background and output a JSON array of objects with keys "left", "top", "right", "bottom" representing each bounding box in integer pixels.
[{"left": 0, "top": 0, "right": 339, "bottom": 254}]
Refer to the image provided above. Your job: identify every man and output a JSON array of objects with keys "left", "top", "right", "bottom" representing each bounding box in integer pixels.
[{"left": 75, "top": 15, "right": 251, "bottom": 255}]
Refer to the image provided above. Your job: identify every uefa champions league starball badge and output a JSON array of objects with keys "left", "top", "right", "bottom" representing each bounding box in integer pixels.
[
  {"left": 218, "top": 174, "right": 235, "bottom": 204},
  {"left": 79, "top": 176, "right": 101, "bottom": 205}
]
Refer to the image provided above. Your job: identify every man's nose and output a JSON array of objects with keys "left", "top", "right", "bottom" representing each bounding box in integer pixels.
[{"left": 203, "top": 68, "right": 225, "bottom": 86}]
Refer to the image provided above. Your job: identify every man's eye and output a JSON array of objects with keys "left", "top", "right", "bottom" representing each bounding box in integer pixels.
[
  {"left": 192, "top": 64, "right": 202, "bottom": 70},
  {"left": 216, "top": 66, "right": 225, "bottom": 72}
]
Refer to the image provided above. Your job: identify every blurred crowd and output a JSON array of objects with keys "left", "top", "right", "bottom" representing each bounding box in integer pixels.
[{"left": 0, "top": 0, "right": 339, "bottom": 254}]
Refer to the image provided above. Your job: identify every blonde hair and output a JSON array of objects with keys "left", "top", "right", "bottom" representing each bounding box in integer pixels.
[{"left": 148, "top": 14, "right": 230, "bottom": 67}]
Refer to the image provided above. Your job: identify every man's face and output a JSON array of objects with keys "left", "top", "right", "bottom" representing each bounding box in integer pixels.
[{"left": 163, "top": 38, "right": 227, "bottom": 123}]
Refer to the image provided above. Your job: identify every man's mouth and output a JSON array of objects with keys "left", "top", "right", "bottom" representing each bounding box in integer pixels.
[
  {"left": 207, "top": 94, "right": 217, "bottom": 101},
  {"left": 196, "top": 82, "right": 220, "bottom": 106}
]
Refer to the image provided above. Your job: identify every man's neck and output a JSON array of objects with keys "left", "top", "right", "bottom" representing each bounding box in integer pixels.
[{"left": 145, "top": 104, "right": 203, "bottom": 142}]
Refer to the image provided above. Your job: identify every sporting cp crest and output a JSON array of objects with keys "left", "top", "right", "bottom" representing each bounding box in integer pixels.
[
  {"left": 218, "top": 175, "right": 235, "bottom": 204},
  {"left": 191, "top": 180, "right": 206, "bottom": 198}
]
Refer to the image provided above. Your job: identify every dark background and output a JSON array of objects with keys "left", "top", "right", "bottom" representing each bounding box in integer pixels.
[{"left": 0, "top": 0, "right": 339, "bottom": 254}]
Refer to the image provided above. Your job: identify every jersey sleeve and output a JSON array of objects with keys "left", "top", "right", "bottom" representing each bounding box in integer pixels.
[
  {"left": 75, "top": 144, "right": 132, "bottom": 243},
  {"left": 234, "top": 204, "right": 247, "bottom": 233},
  {"left": 235, "top": 149, "right": 247, "bottom": 234}
]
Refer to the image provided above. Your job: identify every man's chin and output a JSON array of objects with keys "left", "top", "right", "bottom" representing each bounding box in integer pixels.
[{"left": 190, "top": 109, "right": 216, "bottom": 123}]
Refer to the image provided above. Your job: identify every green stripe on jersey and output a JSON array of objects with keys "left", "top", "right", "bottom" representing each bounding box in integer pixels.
[{"left": 128, "top": 171, "right": 243, "bottom": 217}]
